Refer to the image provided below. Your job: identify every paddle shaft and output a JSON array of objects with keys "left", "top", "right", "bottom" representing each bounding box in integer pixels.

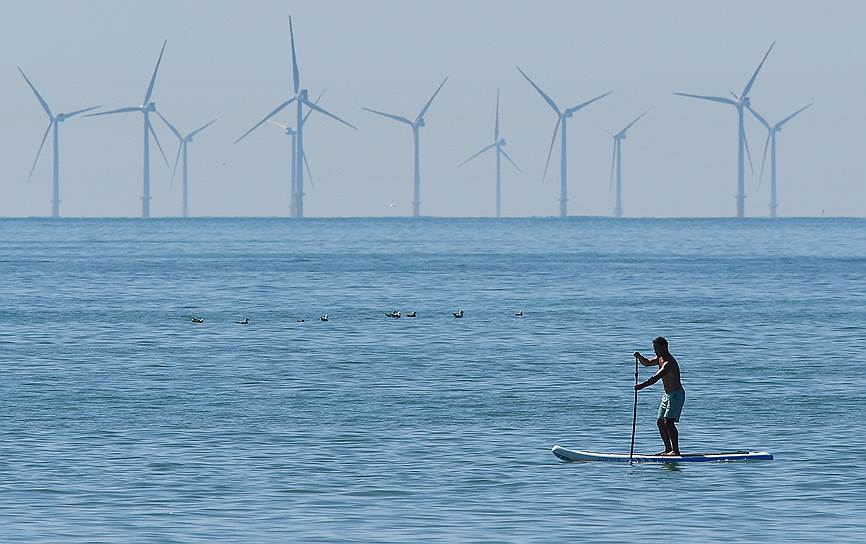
[{"left": 629, "top": 355, "right": 639, "bottom": 464}]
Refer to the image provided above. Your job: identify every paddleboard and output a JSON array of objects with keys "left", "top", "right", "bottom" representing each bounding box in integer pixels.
[{"left": 552, "top": 445, "right": 773, "bottom": 463}]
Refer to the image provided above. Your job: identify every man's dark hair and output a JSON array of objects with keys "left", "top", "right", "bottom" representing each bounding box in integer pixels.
[{"left": 652, "top": 336, "right": 668, "bottom": 349}]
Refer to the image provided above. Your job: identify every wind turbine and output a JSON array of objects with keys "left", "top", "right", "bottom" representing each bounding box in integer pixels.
[
  {"left": 363, "top": 77, "right": 448, "bottom": 217},
  {"left": 235, "top": 17, "right": 355, "bottom": 218},
  {"left": 85, "top": 41, "right": 170, "bottom": 218},
  {"left": 747, "top": 102, "right": 813, "bottom": 218},
  {"left": 516, "top": 67, "right": 611, "bottom": 217},
  {"left": 607, "top": 109, "right": 650, "bottom": 218},
  {"left": 674, "top": 42, "right": 775, "bottom": 218},
  {"left": 155, "top": 113, "right": 217, "bottom": 218},
  {"left": 458, "top": 89, "right": 520, "bottom": 218},
  {"left": 18, "top": 67, "right": 100, "bottom": 218}
]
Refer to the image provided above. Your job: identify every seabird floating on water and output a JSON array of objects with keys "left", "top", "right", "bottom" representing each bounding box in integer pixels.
[
  {"left": 190, "top": 317, "right": 204, "bottom": 324},
  {"left": 235, "top": 318, "right": 250, "bottom": 324},
  {"left": 452, "top": 310, "right": 464, "bottom": 318},
  {"left": 406, "top": 311, "right": 417, "bottom": 318},
  {"left": 320, "top": 315, "right": 329, "bottom": 322},
  {"left": 515, "top": 309, "right": 523, "bottom": 317}
]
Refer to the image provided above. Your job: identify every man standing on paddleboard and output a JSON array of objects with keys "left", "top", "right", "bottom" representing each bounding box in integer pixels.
[{"left": 633, "top": 337, "right": 685, "bottom": 456}]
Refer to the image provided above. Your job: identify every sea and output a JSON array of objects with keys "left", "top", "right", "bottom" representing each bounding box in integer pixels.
[{"left": 1, "top": 217, "right": 865, "bottom": 542}]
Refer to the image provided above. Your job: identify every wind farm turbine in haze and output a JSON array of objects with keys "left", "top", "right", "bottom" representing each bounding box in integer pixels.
[
  {"left": 458, "top": 90, "right": 520, "bottom": 218},
  {"left": 155, "top": 113, "right": 217, "bottom": 218},
  {"left": 516, "top": 67, "right": 611, "bottom": 217},
  {"left": 85, "top": 41, "right": 170, "bottom": 218},
  {"left": 363, "top": 77, "right": 448, "bottom": 217},
  {"left": 607, "top": 109, "right": 650, "bottom": 218},
  {"left": 674, "top": 42, "right": 775, "bottom": 218},
  {"left": 235, "top": 17, "right": 356, "bottom": 218},
  {"left": 747, "top": 102, "right": 813, "bottom": 218},
  {"left": 18, "top": 67, "right": 100, "bottom": 218}
]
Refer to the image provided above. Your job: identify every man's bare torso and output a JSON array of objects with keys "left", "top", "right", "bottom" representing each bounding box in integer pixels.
[{"left": 658, "top": 354, "right": 684, "bottom": 394}]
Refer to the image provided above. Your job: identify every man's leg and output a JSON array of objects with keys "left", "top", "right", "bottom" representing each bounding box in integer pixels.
[
  {"left": 664, "top": 419, "right": 680, "bottom": 455},
  {"left": 656, "top": 418, "right": 672, "bottom": 454}
]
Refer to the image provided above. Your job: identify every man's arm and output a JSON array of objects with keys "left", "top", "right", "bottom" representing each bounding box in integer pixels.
[
  {"left": 633, "top": 352, "right": 659, "bottom": 367},
  {"left": 635, "top": 361, "right": 669, "bottom": 390}
]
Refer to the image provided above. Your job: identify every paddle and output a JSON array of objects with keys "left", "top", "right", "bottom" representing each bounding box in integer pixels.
[{"left": 629, "top": 354, "right": 639, "bottom": 464}]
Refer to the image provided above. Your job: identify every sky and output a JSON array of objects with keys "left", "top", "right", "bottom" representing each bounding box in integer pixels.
[{"left": 0, "top": 0, "right": 863, "bottom": 218}]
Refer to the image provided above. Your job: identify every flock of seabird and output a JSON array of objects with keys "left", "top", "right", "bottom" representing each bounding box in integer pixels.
[{"left": 187, "top": 309, "right": 525, "bottom": 324}]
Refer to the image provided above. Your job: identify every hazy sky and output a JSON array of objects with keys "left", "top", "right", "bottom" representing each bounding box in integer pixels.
[{"left": 1, "top": 0, "right": 863, "bottom": 217}]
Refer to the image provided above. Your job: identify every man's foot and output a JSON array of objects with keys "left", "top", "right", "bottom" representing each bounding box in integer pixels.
[
  {"left": 655, "top": 450, "right": 672, "bottom": 456},
  {"left": 659, "top": 451, "right": 681, "bottom": 457}
]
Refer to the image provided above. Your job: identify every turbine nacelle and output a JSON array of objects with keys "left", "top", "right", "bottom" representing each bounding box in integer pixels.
[
  {"left": 417, "top": 118, "right": 426, "bottom": 128},
  {"left": 143, "top": 102, "right": 156, "bottom": 112},
  {"left": 498, "top": 138, "right": 506, "bottom": 147}
]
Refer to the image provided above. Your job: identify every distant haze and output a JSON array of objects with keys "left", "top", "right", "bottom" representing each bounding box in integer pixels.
[{"left": 1, "top": 0, "right": 863, "bottom": 217}]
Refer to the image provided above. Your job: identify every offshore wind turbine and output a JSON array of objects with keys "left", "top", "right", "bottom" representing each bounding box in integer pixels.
[
  {"left": 747, "top": 102, "right": 813, "bottom": 218},
  {"left": 516, "top": 67, "right": 611, "bottom": 217},
  {"left": 18, "top": 67, "right": 100, "bottom": 218},
  {"left": 674, "top": 42, "right": 775, "bottom": 218},
  {"left": 155, "top": 113, "right": 217, "bottom": 218},
  {"left": 85, "top": 41, "right": 170, "bottom": 218},
  {"left": 235, "top": 17, "right": 356, "bottom": 218},
  {"left": 607, "top": 109, "right": 650, "bottom": 218},
  {"left": 458, "top": 90, "right": 520, "bottom": 218},
  {"left": 363, "top": 77, "right": 448, "bottom": 217}
]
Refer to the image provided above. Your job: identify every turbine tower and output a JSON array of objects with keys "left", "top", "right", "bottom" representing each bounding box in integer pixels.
[
  {"left": 674, "top": 42, "right": 775, "bottom": 218},
  {"left": 607, "top": 109, "right": 650, "bottom": 218},
  {"left": 458, "top": 90, "right": 521, "bottom": 218},
  {"left": 747, "top": 102, "right": 812, "bottom": 218},
  {"left": 516, "top": 67, "right": 611, "bottom": 217},
  {"left": 155, "top": 113, "right": 217, "bottom": 218},
  {"left": 85, "top": 41, "right": 170, "bottom": 218},
  {"left": 235, "top": 17, "right": 355, "bottom": 218},
  {"left": 18, "top": 67, "right": 100, "bottom": 218},
  {"left": 363, "top": 77, "right": 448, "bottom": 217}
]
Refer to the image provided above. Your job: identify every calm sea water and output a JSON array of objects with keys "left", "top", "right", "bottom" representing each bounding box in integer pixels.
[{"left": 1, "top": 217, "right": 865, "bottom": 542}]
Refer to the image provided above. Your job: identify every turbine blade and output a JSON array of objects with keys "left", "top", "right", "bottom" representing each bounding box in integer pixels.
[
  {"left": 621, "top": 108, "right": 652, "bottom": 134},
  {"left": 516, "top": 66, "right": 560, "bottom": 115},
  {"left": 170, "top": 143, "right": 182, "bottom": 192},
  {"left": 415, "top": 77, "right": 448, "bottom": 123},
  {"left": 742, "top": 123, "right": 754, "bottom": 174},
  {"left": 143, "top": 40, "right": 167, "bottom": 105},
  {"left": 289, "top": 16, "right": 300, "bottom": 95},
  {"left": 269, "top": 120, "right": 289, "bottom": 131},
  {"left": 27, "top": 122, "right": 52, "bottom": 182},
  {"left": 758, "top": 131, "right": 771, "bottom": 188},
  {"left": 741, "top": 42, "right": 775, "bottom": 99},
  {"left": 302, "top": 89, "right": 326, "bottom": 124},
  {"left": 499, "top": 147, "right": 521, "bottom": 172},
  {"left": 64, "top": 105, "right": 102, "bottom": 119},
  {"left": 566, "top": 91, "right": 613, "bottom": 115},
  {"left": 155, "top": 110, "right": 183, "bottom": 140},
  {"left": 609, "top": 139, "right": 617, "bottom": 193},
  {"left": 234, "top": 98, "right": 295, "bottom": 144},
  {"left": 304, "top": 100, "right": 356, "bottom": 129},
  {"left": 18, "top": 67, "right": 53, "bottom": 118},
  {"left": 84, "top": 106, "right": 141, "bottom": 117},
  {"left": 149, "top": 119, "right": 170, "bottom": 167},
  {"left": 776, "top": 102, "right": 813, "bottom": 128},
  {"left": 541, "top": 117, "right": 561, "bottom": 183},
  {"left": 494, "top": 89, "right": 500, "bottom": 141},
  {"left": 673, "top": 92, "right": 737, "bottom": 106},
  {"left": 746, "top": 105, "right": 771, "bottom": 129},
  {"left": 458, "top": 142, "right": 497, "bottom": 168},
  {"left": 363, "top": 107, "right": 413, "bottom": 126},
  {"left": 303, "top": 151, "right": 314, "bottom": 189},
  {"left": 187, "top": 118, "right": 217, "bottom": 139}
]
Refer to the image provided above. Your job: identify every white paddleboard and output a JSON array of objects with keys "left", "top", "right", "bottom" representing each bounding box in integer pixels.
[{"left": 552, "top": 445, "right": 773, "bottom": 463}]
